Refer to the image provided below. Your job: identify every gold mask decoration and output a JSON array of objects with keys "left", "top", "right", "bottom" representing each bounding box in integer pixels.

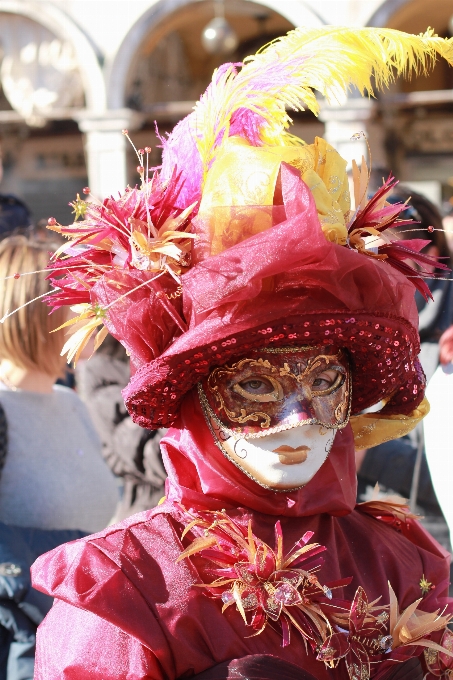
[{"left": 199, "top": 346, "right": 351, "bottom": 438}]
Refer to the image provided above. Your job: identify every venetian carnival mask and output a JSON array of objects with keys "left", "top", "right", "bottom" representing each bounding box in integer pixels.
[{"left": 198, "top": 346, "right": 351, "bottom": 491}]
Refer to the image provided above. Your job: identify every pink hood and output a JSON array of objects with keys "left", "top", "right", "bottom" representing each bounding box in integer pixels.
[{"left": 161, "top": 389, "right": 357, "bottom": 518}]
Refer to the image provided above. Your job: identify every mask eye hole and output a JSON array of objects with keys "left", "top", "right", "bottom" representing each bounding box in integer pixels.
[
  {"left": 311, "top": 369, "right": 344, "bottom": 396},
  {"left": 233, "top": 375, "right": 283, "bottom": 402},
  {"left": 240, "top": 378, "right": 273, "bottom": 394}
]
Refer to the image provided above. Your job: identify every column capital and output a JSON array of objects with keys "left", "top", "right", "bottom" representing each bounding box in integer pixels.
[
  {"left": 75, "top": 109, "right": 144, "bottom": 200},
  {"left": 318, "top": 97, "right": 375, "bottom": 124},
  {"left": 75, "top": 108, "right": 145, "bottom": 133}
]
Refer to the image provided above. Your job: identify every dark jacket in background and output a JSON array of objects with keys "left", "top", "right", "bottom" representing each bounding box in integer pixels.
[
  {"left": 0, "top": 523, "right": 85, "bottom": 680},
  {"left": 75, "top": 342, "right": 167, "bottom": 521}
]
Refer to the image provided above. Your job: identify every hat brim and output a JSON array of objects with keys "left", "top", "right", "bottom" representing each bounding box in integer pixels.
[
  {"left": 113, "top": 169, "right": 424, "bottom": 429},
  {"left": 124, "top": 309, "right": 423, "bottom": 429}
]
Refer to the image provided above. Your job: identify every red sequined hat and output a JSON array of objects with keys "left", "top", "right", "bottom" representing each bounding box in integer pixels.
[
  {"left": 118, "top": 163, "right": 426, "bottom": 429},
  {"left": 45, "top": 27, "right": 453, "bottom": 434}
]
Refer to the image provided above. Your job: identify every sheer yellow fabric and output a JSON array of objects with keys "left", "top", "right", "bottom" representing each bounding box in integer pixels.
[
  {"left": 351, "top": 397, "right": 430, "bottom": 450},
  {"left": 197, "top": 136, "right": 350, "bottom": 257}
]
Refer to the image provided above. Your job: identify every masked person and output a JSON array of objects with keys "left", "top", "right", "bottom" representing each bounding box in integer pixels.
[{"left": 31, "top": 27, "right": 453, "bottom": 680}]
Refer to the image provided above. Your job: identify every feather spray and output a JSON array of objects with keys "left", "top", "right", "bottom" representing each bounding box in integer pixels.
[
  {"left": 162, "top": 26, "right": 453, "bottom": 196},
  {"left": 347, "top": 161, "right": 450, "bottom": 300}
]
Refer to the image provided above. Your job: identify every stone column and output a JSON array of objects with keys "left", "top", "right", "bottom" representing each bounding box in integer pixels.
[
  {"left": 76, "top": 109, "right": 144, "bottom": 200},
  {"left": 318, "top": 98, "right": 375, "bottom": 169}
]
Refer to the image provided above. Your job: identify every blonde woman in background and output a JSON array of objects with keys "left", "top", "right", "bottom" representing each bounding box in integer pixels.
[
  {"left": 0, "top": 236, "right": 118, "bottom": 680},
  {"left": 0, "top": 236, "right": 118, "bottom": 532}
]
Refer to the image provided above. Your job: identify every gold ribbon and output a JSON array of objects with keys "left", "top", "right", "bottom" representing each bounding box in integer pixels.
[{"left": 350, "top": 397, "right": 430, "bottom": 450}]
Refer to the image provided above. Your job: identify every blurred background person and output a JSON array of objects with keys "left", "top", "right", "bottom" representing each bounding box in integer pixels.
[
  {"left": 0, "top": 193, "right": 31, "bottom": 238},
  {"left": 0, "top": 236, "right": 118, "bottom": 532},
  {"left": 356, "top": 189, "right": 453, "bottom": 546},
  {"left": 76, "top": 334, "right": 166, "bottom": 522},
  {"left": 392, "top": 188, "right": 453, "bottom": 383},
  {"left": 0, "top": 236, "right": 118, "bottom": 679},
  {"left": 0, "top": 144, "right": 33, "bottom": 239},
  {"left": 424, "top": 325, "right": 453, "bottom": 539},
  {"left": 442, "top": 206, "right": 453, "bottom": 256}
]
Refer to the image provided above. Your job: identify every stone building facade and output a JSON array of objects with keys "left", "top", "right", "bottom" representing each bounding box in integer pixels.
[{"left": 0, "top": 0, "right": 452, "bottom": 223}]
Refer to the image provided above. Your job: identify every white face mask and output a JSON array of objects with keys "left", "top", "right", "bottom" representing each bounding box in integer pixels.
[
  {"left": 208, "top": 414, "right": 336, "bottom": 491},
  {"left": 199, "top": 346, "right": 349, "bottom": 491}
]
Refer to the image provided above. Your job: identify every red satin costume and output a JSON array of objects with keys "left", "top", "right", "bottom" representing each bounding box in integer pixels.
[
  {"left": 32, "top": 391, "right": 449, "bottom": 679},
  {"left": 30, "top": 27, "right": 453, "bottom": 679}
]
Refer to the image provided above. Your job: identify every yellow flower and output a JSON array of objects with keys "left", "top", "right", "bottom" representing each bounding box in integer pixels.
[
  {"left": 70, "top": 194, "right": 88, "bottom": 221},
  {"left": 388, "top": 583, "right": 452, "bottom": 656},
  {"left": 419, "top": 575, "right": 433, "bottom": 596},
  {"left": 52, "top": 303, "right": 108, "bottom": 365}
]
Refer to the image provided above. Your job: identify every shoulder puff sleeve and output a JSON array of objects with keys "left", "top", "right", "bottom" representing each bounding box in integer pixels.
[
  {"left": 31, "top": 511, "right": 185, "bottom": 679},
  {"left": 35, "top": 599, "right": 164, "bottom": 679}
]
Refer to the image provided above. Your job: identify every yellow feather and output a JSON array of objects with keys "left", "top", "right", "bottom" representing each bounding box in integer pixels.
[
  {"left": 175, "top": 535, "right": 217, "bottom": 562},
  {"left": 192, "top": 26, "right": 453, "bottom": 187}
]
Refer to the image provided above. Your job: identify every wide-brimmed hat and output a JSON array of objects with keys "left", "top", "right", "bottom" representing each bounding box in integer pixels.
[{"left": 119, "top": 162, "right": 423, "bottom": 429}]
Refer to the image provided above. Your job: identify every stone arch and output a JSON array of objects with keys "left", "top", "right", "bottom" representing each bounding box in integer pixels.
[
  {"left": 0, "top": 0, "right": 106, "bottom": 112},
  {"left": 368, "top": 0, "right": 452, "bottom": 31},
  {"left": 107, "top": 0, "right": 324, "bottom": 110},
  {"left": 367, "top": 0, "right": 412, "bottom": 27}
]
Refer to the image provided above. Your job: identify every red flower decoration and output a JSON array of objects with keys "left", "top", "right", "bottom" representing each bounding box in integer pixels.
[
  {"left": 317, "top": 586, "right": 390, "bottom": 679},
  {"left": 347, "top": 171, "right": 449, "bottom": 301},
  {"left": 45, "top": 169, "right": 197, "bottom": 363},
  {"left": 176, "top": 507, "right": 453, "bottom": 678},
  {"left": 176, "top": 508, "right": 350, "bottom": 648},
  {"left": 424, "top": 628, "right": 453, "bottom": 678}
]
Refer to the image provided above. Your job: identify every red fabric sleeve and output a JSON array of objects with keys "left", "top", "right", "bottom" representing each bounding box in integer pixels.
[{"left": 35, "top": 599, "right": 164, "bottom": 680}]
